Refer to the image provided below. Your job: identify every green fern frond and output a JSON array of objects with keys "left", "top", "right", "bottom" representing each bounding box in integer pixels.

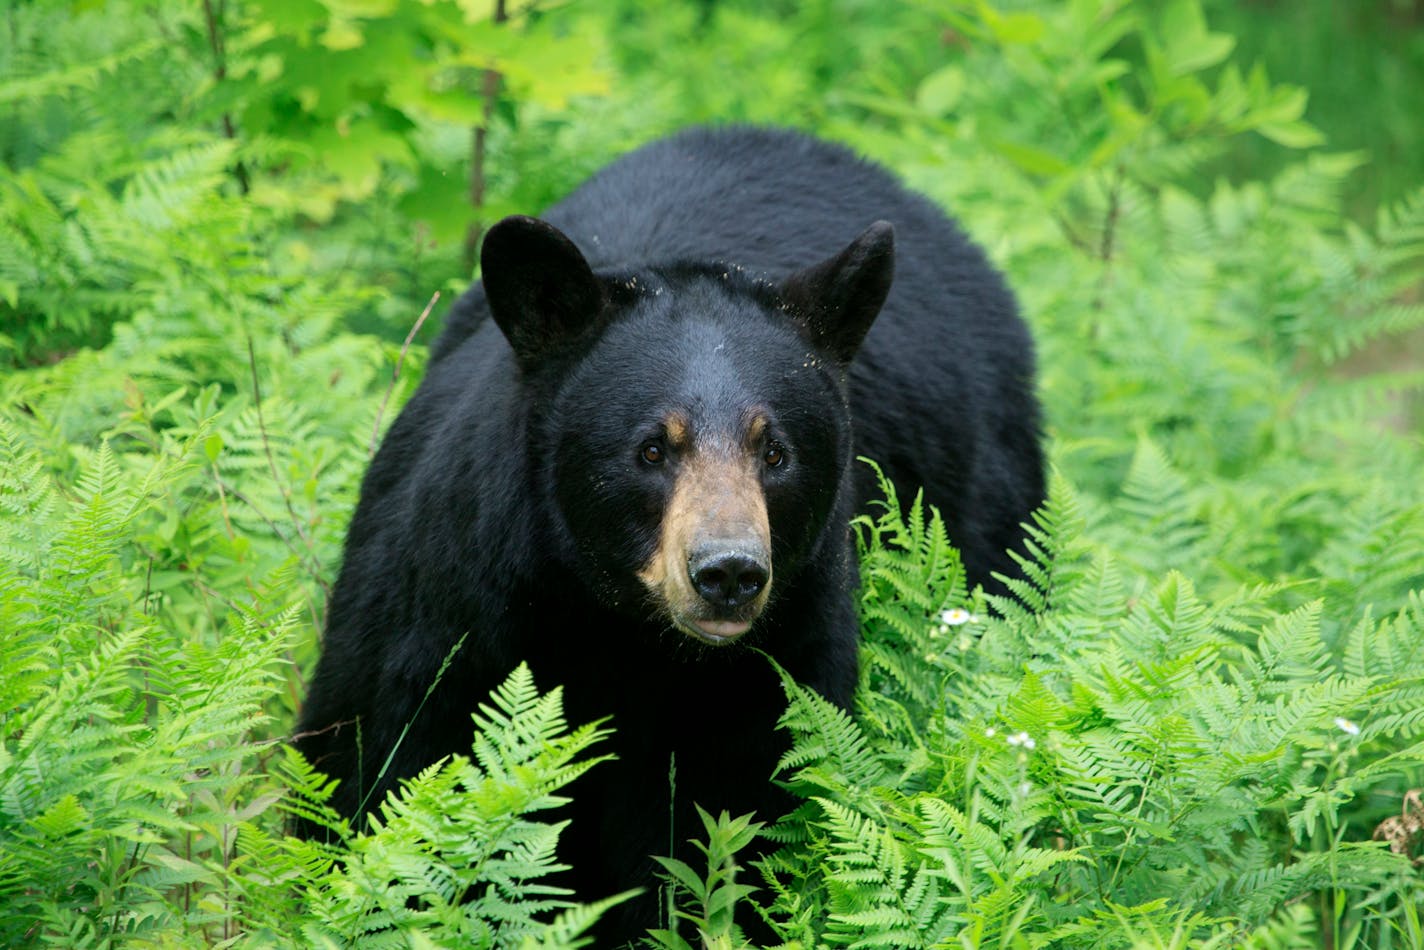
[
  {"left": 1375, "top": 183, "right": 1424, "bottom": 278},
  {"left": 1064, "top": 550, "right": 1129, "bottom": 627},
  {"left": 1244, "top": 601, "right": 1332, "bottom": 690},
  {"left": 1111, "top": 438, "right": 1209, "bottom": 576},
  {"left": 0, "top": 36, "right": 163, "bottom": 107},
  {"left": 517, "top": 890, "right": 639, "bottom": 949},
  {"left": 1237, "top": 903, "right": 1320, "bottom": 950},
  {"left": 283, "top": 664, "right": 618, "bottom": 947},
  {"left": 117, "top": 141, "right": 236, "bottom": 233},
  {"left": 1116, "top": 572, "right": 1218, "bottom": 663},
  {"left": 774, "top": 672, "right": 893, "bottom": 797},
  {"left": 1233, "top": 846, "right": 1408, "bottom": 925},
  {"left": 275, "top": 744, "right": 352, "bottom": 841},
  {"left": 989, "top": 471, "right": 1091, "bottom": 620},
  {"left": 1314, "top": 491, "right": 1424, "bottom": 617},
  {"left": 814, "top": 798, "right": 951, "bottom": 949}
]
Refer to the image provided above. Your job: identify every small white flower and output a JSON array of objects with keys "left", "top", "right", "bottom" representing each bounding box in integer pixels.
[
  {"left": 984, "top": 727, "right": 996, "bottom": 738},
  {"left": 1006, "top": 731, "right": 1035, "bottom": 749},
  {"left": 939, "top": 608, "right": 976, "bottom": 626},
  {"left": 1334, "top": 717, "right": 1361, "bottom": 736}
]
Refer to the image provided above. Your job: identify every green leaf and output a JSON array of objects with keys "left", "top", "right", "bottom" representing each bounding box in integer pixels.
[
  {"left": 1166, "top": 32, "right": 1235, "bottom": 76},
  {"left": 1258, "top": 120, "right": 1325, "bottom": 149},
  {"left": 318, "top": 18, "right": 365, "bottom": 51},
  {"left": 988, "top": 138, "right": 1072, "bottom": 177},
  {"left": 977, "top": 2, "right": 1045, "bottom": 45},
  {"left": 1159, "top": 0, "right": 1236, "bottom": 76},
  {"left": 915, "top": 66, "right": 965, "bottom": 116}
]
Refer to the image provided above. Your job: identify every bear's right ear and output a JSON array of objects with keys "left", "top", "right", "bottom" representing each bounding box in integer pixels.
[
  {"left": 481, "top": 215, "right": 606, "bottom": 369},
  {"left": 777, "top": 221, "right": 895, "bottom": 365}
]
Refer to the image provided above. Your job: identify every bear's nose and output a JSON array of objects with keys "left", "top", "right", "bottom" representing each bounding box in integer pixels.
[{"left": 688, "top": 550, "right": 769, "bottom": 609}]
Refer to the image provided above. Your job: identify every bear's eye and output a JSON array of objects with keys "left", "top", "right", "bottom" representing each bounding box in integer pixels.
[
  {"left": 764, "top": 442, "right": 787, "bottom": 468},
  {"left": 640, "top": 442, "right": 665, "bottom": 466}
]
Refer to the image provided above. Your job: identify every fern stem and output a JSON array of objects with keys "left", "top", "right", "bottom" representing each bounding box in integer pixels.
[{"left": 665, "top": 751, "right": 677, "bottom": 936}]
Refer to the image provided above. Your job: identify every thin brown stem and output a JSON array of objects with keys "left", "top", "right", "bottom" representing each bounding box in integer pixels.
[
  {"left": 1088, "top": 166, "right": 1125, "bottom": 341},
  {"left": 370, "top": 291, "right": 440, "bottom": 457},
  {"left": 244, "top": 334, "right": 330, "bottom": 597},
  {"left": 1098, "top": 171, "right": 1122, "bottom": 269},
  {"left": 464, "top": 0, "right": 509, "bottom": 269},
  {"left": 201, "top": 0, "right": 250, "bottom": 193}
]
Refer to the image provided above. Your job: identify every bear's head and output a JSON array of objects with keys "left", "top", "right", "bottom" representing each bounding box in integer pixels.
[{"left": 480, "top": 215, "right": 894, "bottom": 646}]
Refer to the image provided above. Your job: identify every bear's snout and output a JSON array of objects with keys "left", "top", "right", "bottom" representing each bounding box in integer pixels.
[
  {"left": 635, "top": 437, "right": 774, "bottom": 644},
  {"left": 688, "top": 546, "right": 770, "bottom": 609}
]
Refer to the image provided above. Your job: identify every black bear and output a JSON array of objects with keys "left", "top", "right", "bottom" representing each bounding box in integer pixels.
[{"left": 296, "top": 126, "right": 1042, "bottom": 942}]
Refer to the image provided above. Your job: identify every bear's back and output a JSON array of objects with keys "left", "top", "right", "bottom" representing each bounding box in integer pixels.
[
  {"left": 434, "top": 128, "right": 966, "bottom": 356},
  {"left": 544, "top": 127, "right": 946, "bottom": 272}
]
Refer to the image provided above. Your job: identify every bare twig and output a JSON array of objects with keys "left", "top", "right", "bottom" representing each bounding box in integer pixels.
[
  {"left": 1088, "top": 165, "right": 1125, "bottom": 339},
  {"left": 244, "top": 334, "right": 329, "bottom": 597},
  {"left": 288, "top": 718, "right": 359, "bottom": 745},
  {"left": 464, "top": 0, "right": 509, "bottom": 268},
  {"left": 369, "top": 291, "right": 440, "bottom": 457},
  {"left": 1098, "top": 170, "right": 1123, "bottom": 269},
  {"left": 213, "top": 471, "right": 329, "bottom": 603},
  {"left": 200, "top": 0, "right": 249, "bottom": 193}
]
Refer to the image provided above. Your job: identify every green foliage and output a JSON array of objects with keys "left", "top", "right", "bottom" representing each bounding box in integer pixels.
[
  {"left": 0, "top": 421, "right": 297, "bottom": 944},
  {"left": 249, "top": 664, "right": 625, "bottom": 946},
  {"left": 1202, "top": 0, "right": 1424, "bottom": 218},
  {"left": 0, "top": 438, "right": 623, "bottom": 944},
  {"left": 2, "top": 0, "right": 1422, "bottom": 946},
  {"left": 747, "top": 480, "right": 1424, "bottom": 947},
  {"left": 225, "top": 0, "right": 607, "bottom": 232},
  {"left": 649, "top": 807, "right": 764, "bottom": 950}
]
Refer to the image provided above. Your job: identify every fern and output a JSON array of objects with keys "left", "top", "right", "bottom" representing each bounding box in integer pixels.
[
  {"left": 988, "top": 471, "right": 1093, "bottom": 620},
  {"left": 751, "top": 477, "right": 1424, "bottom": 945},
  {"left": 773, "top": 673, "right": 895, "bottom": 807},
  {"left": 252, "top": 664, "right": 623, "bottom": 948},
  {"left": 0, "top": 433, "right": 299, "bottom": 945}
]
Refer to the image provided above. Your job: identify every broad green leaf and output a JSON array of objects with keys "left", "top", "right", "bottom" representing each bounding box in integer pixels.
[
  {"left": 916, "top": 66, "right": 965, "bottom": 117},
  {"left": 318, "top": 17, "right": 364, "bottom": 51},
  {"left": 988, "top": 138, "right": 1072, "bottom": 177},
  {"left": 1258, "top": 120, "right": 1325, "bottom": 149}
]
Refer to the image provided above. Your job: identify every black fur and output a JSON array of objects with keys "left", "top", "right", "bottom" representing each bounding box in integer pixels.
[{"left": 296, "top": 126, "right": 1042, "bottom": 943}]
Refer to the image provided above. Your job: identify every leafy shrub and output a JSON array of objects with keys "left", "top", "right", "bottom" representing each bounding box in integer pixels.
[{"left": 745, "top": 471, "right": 1424, "bottom": 947}]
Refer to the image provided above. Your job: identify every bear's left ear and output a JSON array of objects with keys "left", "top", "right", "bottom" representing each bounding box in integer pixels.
[
  {"left": 481, "top": 215, "right": 606, "bottom": 369},
  {"left": 778, "top": 221, "right": 895, "bottom": 364}
]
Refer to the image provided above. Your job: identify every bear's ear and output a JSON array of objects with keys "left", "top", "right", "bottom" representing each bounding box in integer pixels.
[
  {"left": 778, "top": 221, "right": 895, "bottom": 364},
  {"left": 481, "top": 215, "right": 606, "bottom": 368}
]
